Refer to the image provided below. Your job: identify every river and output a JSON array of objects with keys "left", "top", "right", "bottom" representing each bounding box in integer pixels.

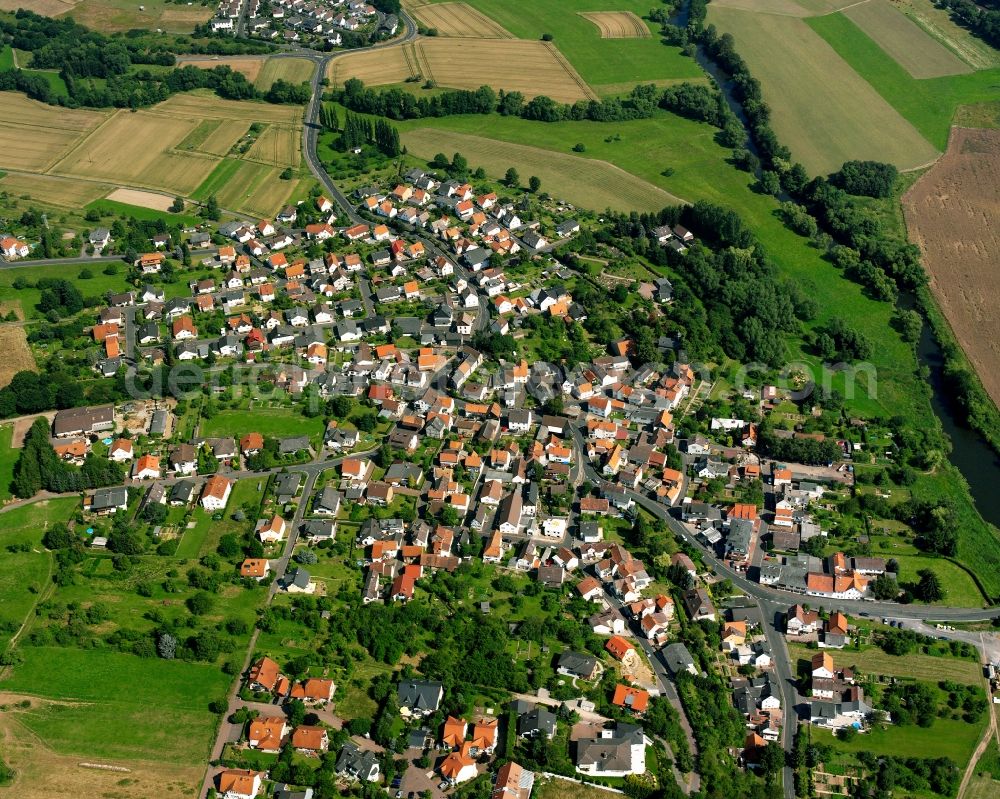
[{"left": 672, "top": 0, "right": 1000, "bottom": 526}]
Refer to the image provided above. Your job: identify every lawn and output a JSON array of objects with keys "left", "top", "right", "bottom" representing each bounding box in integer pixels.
[
  {"left": 813, "top": 715, "right": 983, "bottom": 764},
  {"left": 0, "top": 263, "right": 130, "bottom": 321},
  {"left": 0, "top": 646, "right": 229, "bottom": 763},
  {"left": 0, "top": 546, "right": 50, "bottom": 649},
  {"left": 0, "top": 423, "right": 16, "bottom": 501},
  {"left": 439, "top": 0, "right": 703, "bottom": 91},
  {"left": 174, "top": 477, "right": 265, "bottom": 558},
  {"left": 788, "top": 642, "right": 982, "bottom": 685},
  {"left": 0, "top": 498, "right": 77, "bottom": 542},
  {"left": 891, "top": 554, "right": 986, "bottom": 607},
  {"left": 199, "top": 407, "right": 326, "bottom": 444},
  {"left": 807, "top": 11, "right": 1000, "bottom": 151}
]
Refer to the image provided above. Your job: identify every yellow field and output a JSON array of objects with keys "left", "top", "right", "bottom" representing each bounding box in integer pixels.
[
  {"left": 402, "top": 127, "right": 681, "bottom": 212},
  {"left": 199, "top": 120, "right": 252, "bottom": 157},
  {"left": 50, "top": 111, "right": 218, "bottom": 196},
  {"left": 329, "top": 45, "right": 413, "bottom": 86},
  {"left": 0, "top": 0, "right": 76, "bottom": 15},
  {"left": 176, "top": 56, "right": 266, "bottom": 84},
  {"left": 0, "top": 325, "right": 36, "bottom": 388},
  {"left": 707, "top": 7, "right": 939, "bottom": 173},
  {"left": 213, "top": 161, "right": 299, "bottom": 218},
  {"left": 104, "top": 188, "right": 175, "bottom": 212},
  {"left": 245, "top": 124, "right": 301, "bottom": 167},
  {"left": 894, "top": 0, "right": 1000, "bottom": 70},
  {"left": 330, "top": 38, "right": 596, "bottom": 101},
  {"left": 254, "top": 57, "right": 316, "bottom": 90},
  {"left": 0, "top": 173, "right": 111, "bottom": 208},
  {"left": 411, "top": 2, "right": 513, "bottom": 37},
  {"left": 149, "top": 92, "right": 304, "bottom": 125},
  {"left": 708, "top": 0, "right": 865, "bottom": 14},
  {"left": 843, "top": 0, "right": 971, "bottom": 78},
  {"left": 579, "top": 12, "right": 651, "bottom": 39},
  {"left": 0, "top": 93, "right": 109, "bottom": 173}
]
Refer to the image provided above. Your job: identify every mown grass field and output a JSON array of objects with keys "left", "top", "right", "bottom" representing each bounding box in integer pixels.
[
  {"left": 807, "top": 12, "right": 1000, "bottom": 151},
  {"left": 400, "top": 127, "right": 681, "bottom": 212},
  {"left": 0, "top": 424, "right": 16, "bottom": 500},
  {"left": 254, "top": 57, "right": 315, "bottom": 91},
  {"left": 0, "top": 535, "right": 50, "bottom": 649},
  {"left": 0, "top": 262, "right": 130, "bottom": 321},
  {"left": 813, "top": 716, "right": 983, "bottom": 763},
  {"left": 707, "top": 6, "right": 939, "bottom": 173},
  {"left": 55, "top": 0, "right": 212, "bottom": 34},
  {"left": 0, "top": 647, "right": 229, "bottom": 763},
  {"left": 891, "top": 554, "right": 987, "bottom": 607},
  {"left": 841, "top": 0, "right": 970, "bottom": 78},
  {"left": 427, "top": 0, "right": 703, "bottom": 91},
  {"left": 788, "top": 642, "right": 982, "bottom": 685},
  {"left": 198, "top": 407, "right": 325, "bottom": 442},
  {"left": 83, "top": 197, "right": 202, "bottom": 227}
]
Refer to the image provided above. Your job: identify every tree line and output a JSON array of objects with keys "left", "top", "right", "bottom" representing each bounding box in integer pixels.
[
  {"left": 12, "top": 418, "right": 125, "bottom": 498},
  {"left": 938, "top": 0, "right": 1000, "bottom": 48}
]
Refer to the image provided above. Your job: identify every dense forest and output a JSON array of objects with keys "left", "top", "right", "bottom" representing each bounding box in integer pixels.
[{"left": 0, "top": 11, "right": 304, "bottom": 109}]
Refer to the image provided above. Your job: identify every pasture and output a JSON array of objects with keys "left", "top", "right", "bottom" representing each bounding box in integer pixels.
[
  {"left": 579, "top": 11, "right": 650, "bottom": 39},
  {"left": 706, "top": 6, "right": 939, "bottom": 173},
  {"left": 0, "top": 0, "right": 76, "bottom": 15},
  {"left": 410, "top": 2, "right": 513, "bottom": 38},
  {"left": 807, "top": 12, "right": 1000, "bottom": 150},
  {"left": 902, "top": 127, "right": 1000, "bottom": 411},
  {"left": 0, "top": 173, "right": 111, "bottom": 209},
  {"left": 0, "top": 93, "right": 109, "bottom": 173},
  {"left": 55, "top": 0, "right": 213, "bottom": 33},
  {"left": 435, "top": 0, "right": 704, "bottom": 89},
  {"left": 176, "top": 55, "right": 266, "bottom": 83},
  {"left": 254, "top": 57, "right": 315, "bottom": 91},
  {"left": 401, "top": 126, "right": 681, "bottom": 212},
  {"left": 331, "top": 38, "right": 597, "bottom": 102},
  {"left": 842, "top": 0, "right": 971, "bottom": 78}
]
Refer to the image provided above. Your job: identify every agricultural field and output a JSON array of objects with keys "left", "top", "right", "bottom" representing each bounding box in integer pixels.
[
  {"left": 902, "top": 127, "right": 1000, "bottom": 410},
  {"left": 0, "top": 0, "right": 77, "bottom": 14},
  {"left": 0, "top": 93, "right": 109, "bottom": 173},
  {"left": 246, "top": 123, "right": 302, "bottom": 167},
  {"left": 194, "top": 159, "right": 299, "bottom": 217},
  {"left": 894, "top": 0, "right": 1000, "bottom": 70},
  {"left": 0, "top": 173, "right": 111, "bottom": 209},
  {"left": 422, "top": 0, "right": 703, "bottom": 91},
  {"left": 50, "top": 110, "right": 218, "bottom": 196},
  {"left": 409, "top": 1, "right": 513, "bottom": 38},
  {"left": 400, "top": 126, "right": 680, "bottom": 212},
  {"left": 254, "top": 57, "right": 315, "bottom": 91},
  {"left": 807, "top": 12, "right": 1000, "bottom": 150},
  {"left": 0, "top": 325, "right": 36, "bottom": 391},
  {"left": 55, "top": 0, "right": 213, "bottom": 33},
  {"left": 176, "top": 55, "right": 266, "bottom": 83},
  {"left": 841, "top": 0, "right": 971, "bottom": 78},
  {"left": 176, "top": 118, "right": 251, "bottom": 158},
  {"left": 707, "top": 6, "right": 939, "bottom": 173},
  {"left": 579, "top": 11, "right": 650, "bottom": 39},
  {"left": 104, "top": 188, "right": 175, "bottom": 212},
  {"left": 331, "top": 38, "right": 597, "bottom": 102},
  {"left": 152, "top": 92, "right": 304, "bottom": 125}
]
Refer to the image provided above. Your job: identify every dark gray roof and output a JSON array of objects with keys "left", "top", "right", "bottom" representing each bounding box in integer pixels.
[{"left": 397, "top": 680, "right": 443, "bottom": 712}]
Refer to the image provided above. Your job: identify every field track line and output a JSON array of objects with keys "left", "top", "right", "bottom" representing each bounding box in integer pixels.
[
  {"left": 542, "top": 41, "right": 598, "bottom": 101},
  {"left": 414, "top": 42, "right": 437, "bottom": 84},
  {"left": 41, "top": 108, "right": 118, "bottom": 175},
  {"left": 401, "top": 42, "right": 420, "bottom": 79}
]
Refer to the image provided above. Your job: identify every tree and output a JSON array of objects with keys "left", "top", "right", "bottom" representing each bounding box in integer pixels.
[
  {"left": 203, "top": 195, "right": 220, "bottom": 221},
  {"left": 285, "top": 698, "right": 307, "bottom": 727},
  {"left": 504, "top": 167, "right": 520, "bottom": 187},
  {"left": 916, "top": 569, "right": 944, "bottom": 602},
  {"left": 528, "top": 175, "right": 541, "bottom": 193},
  {"left": 760, "top": 741, "right": 785, "bottom": 776},
  {"left": 187, "top": 591, "right": 214, "bottom": 615},
  {"left": 870, "top": 572, "right": 899, "bottom": 601},
  {"left": 157, "top": 632, "right": 177, "bottom": 660},
  {"left": 170, "top": 197, "right": 185, "bottom": 213}
]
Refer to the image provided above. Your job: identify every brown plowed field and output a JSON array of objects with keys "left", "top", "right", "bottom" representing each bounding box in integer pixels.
[
  {"left": 579, "top": 11, "right": 651, "bottom": 38},
  {"left": 902, "top": 127, "right": 1000, "bottom": 407}
]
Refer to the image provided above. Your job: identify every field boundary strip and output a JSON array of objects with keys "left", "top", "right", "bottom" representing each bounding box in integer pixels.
[{"left": 414, "top": 42, "right": 438, "bottom": 85}]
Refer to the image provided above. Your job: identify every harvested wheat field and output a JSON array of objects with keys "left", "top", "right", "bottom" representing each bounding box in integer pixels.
[
  {"left": 254, "top": 57, "right": 315, "bottom": 90},
  {"left": 213, "top": 162, "right": 298, "bottom": 218},
  {"left": 331, "top": 38, "right": 596, "bottom": 101},
  {"left": 0, "top": 174, "right": 111, "bottom": 208},
  {"left": 149, "top": 92, "right": 304, "bottom": 125},
  {"left": 402, "top": 127, "right": 680, "bottom": 212},
  {"left": 0, "top": 93, "right": 109, "bottom": 172},
  {"left": 843, "top": 0, "right": 971, "bottom": 78},
  {"left": 0, "top": 0, "right": 77, "bottom": 15},
  {"left": 417, "top": 38, "right": 596, "bottom": 102},
  {"left": 176, "top": 56, "right": 266, "bottom": 83},
  {"left": 579, "top": 11, "right": 651, "bottom": 38},
  {"left": 105, "top": 188, "right": 175, "bottom": 212},
  {"left": 329, "top": 45, "right": 414, "bottom": 86},
  {"left": 246, "top": 124, "right": 301, "bottom": 167},
  {"left": 50, "top": 110, "right": 219, "bottom": 197},
  {"left": 411, "top": 2, "right": 513, "bottom": 37},
  {"left": 0, "top": 325, "right": 35, "bottom": 387},
  {"left": 903, "top": 127, "right": 1000, "bottom": 408}
]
